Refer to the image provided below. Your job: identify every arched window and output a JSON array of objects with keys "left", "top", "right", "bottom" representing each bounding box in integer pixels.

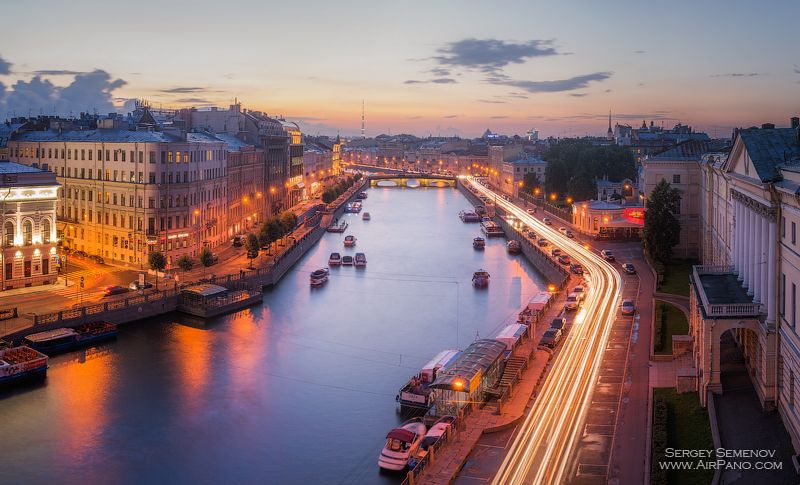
[
  {"left": 23, "top": 220, "right": 32, "bottom": 246},
  {"left": 42, "top": 219, "right": 51, "bottom": 244},
  {"left": 4, "top": 221, "right": 13, "bottom": 247}
]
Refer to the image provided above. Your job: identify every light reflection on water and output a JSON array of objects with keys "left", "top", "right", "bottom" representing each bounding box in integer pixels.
[{"left": 0, "top": 187, "right": 548, "bottom": 485}]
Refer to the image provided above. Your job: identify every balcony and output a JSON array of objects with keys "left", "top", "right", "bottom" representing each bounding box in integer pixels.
[{"left": 691, "top": 265, "right": 762, "bottom": 317}]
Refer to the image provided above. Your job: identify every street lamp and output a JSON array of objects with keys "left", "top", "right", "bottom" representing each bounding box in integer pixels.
[{"left": 194, "top": 210, "right": 201, "bottom": 254}]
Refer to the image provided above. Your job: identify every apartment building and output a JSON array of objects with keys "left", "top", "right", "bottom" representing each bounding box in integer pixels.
[{"left": 219, "top": 133, "right": 265, "bottom": 237}]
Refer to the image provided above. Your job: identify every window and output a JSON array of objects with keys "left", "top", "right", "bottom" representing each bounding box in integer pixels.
[
  {"left": 113, "top": 194, "right": 118, "bottom": 205},
  {"left": 81, "top": 168, "right": 85, "bottom": 179},
  {"left": 783, "top": 217, "right": 786, "bottom": 238},
  {"left": 783, "top": 274, "right": 786, "bottom": 316},
  {"left": 149, "top": 197, "right": 155, "bottom": 208},
  {"left": 48, "top": 148, "right": 52, "bottom": 159},
  {"left": 106, "top": 170, "right": 110, "bottom": 181},
  {"left": 114, "top": 150, "right": 119, "bottom": 162},
  {"left": 149, "top": 172, "right": 156, "bottom": 184},
  {"left": 139, "top": 151, "right": 143, "bottom": 163},
  {"left": 88, "top": 149, "right": 92, "bottom": 161},
  {"left": 130, "top": 171, "right": 134, "bottom": 183},
  {"left": 106, "top": 150, "right": 110, "bottom": 161},
  {"left": 81, "top": 190, "right": 85, "bottom": 200},
  {"left": 67, "top": 149, "right": 71, "bottom": 160},
  {"left": 88, "top": 191, "right": 93, "bottom": 202},
  {"left": 161, "top": 151, "right": 166, "bottom": 164},
  {"left": 793, "top": 283, "right": 797, "bottom": 327},
  {"left": 4, "top": 222, "right": 13, "bottom": 246},
  {"left": 98, "top": 169, "right": 101, "bottom": 180},
  {"left": 150, "top": 151, "right": 156, "bottom": 164},
  {"left": 81, "top": 149, "right": 85, "bottom": 161},
  {"left": 23, "top": 220, "right": 32, "bottom": 246},
  {"left": 42, "top": 219, "right": 50, "bottom": 243},
  {"left": 793, "top": 222, "right": 796, "bottom": 245},
  {"left": 138, "top": 196, "right": 143, "bottom": 208},
  {"left": 114, "top": 170, "right": 118, "bottom": 182},
  {"left": 139, "top": 172, "right": 144, "bottom": 183},
  {"left": 98, "top": 149, "right": 102, "bottom": 161}
]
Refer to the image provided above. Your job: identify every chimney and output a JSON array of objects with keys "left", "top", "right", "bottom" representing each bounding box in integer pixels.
[
  {"left": 791, "top": 117, "right": 799, "bottom": 130},
  {"left": 762, "top": 123, "right": 775, "bottom": 130}
]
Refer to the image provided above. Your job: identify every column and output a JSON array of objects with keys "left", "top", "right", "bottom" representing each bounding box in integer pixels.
[
  {"left": 761, "top": 214, "right": 769, "bottom": 308},
  {"left": 734, "top": 201, "right": 742, "bottom": 275},
  {"left": 753, "top": 214, "right": 762, "bottom": 302},
  {"left": 767, "top": 218, "right": 777, "bottom": 325},
  {"left": 742, "top": 208, "right": 750, "bottom": 290},
  {"left": 750, "top": 211, "right": 758, "bottom": 296}
]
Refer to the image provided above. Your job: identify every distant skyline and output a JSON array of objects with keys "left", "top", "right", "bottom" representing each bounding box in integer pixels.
[{"left": 1, "top": 0, "right": 799, "bottom": 138}]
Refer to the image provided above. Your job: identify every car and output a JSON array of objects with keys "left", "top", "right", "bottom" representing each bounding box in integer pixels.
[
  {"left": 550, "top": 317, "right": 565, "bottom": 330},
  {"left": 558, "top": 227, "right": 567, "bottom": 235},
  {"left": 527, "top": 208, "right": 536, "bottom": 214},
  {"left": 621, "top": 299, "right": 636, "bottom": 315},
  {"left": 622, "top": 263, "right": 636, "bottom": 275},
  {"left": 551, "top": 247, "right": 561, "bottom": 258},
  {"left": 542, "top": 218, "right": 552, "bottom": 225},
  {"left": 540, "top": 328, "right": 562, "bottom": 348},
  {"left": 233, "top": 236, "right": 245, "bottom": 247},
  {"left": 538, "top": 238, "right": 548, "bottom": 247},
  {"left": 129, "top": 281, "right": 153, "bottom": 291},
  {"left": 570, "top": 262, "right": 583, "bottom": 274},
  {"left": 565, "top": 293, "right": 580, "bottom": 311},
  {"left": 520, "top": 224, "right": 529, "bottom": 233},
  {"left": 103, "top": 285, "right": 128, "bottom": 296},
  {"left": 73, "top": 250, "right": 88, "bottom": 257},
  {"left": 89, "top": 255, "right": 104, "bottom": 264},
  {"left": 527, "top": 231, "right": 537, "bottom": 240},
  {"left": 573, "top": 286, "right": 585, "bottom": 302},
  {"left": 564, "top": 230, "right": 574, "bottom": 238},
  {"left": 558, "top": 254, "right": 571, "bottom": 265},
  {"left": 211, "top": 253, "right": 219, "bottom": 263},
  {"left": 600, "top": 250, "right": 615, "bottom": 261}
]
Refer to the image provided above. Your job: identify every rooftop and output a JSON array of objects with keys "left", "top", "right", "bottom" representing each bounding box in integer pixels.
[
  {"left": 696, "top": 273, "right": 751, "bottom": 305},
  {"left": 0, "top": 160, "right": 47, "bottom": 174}
]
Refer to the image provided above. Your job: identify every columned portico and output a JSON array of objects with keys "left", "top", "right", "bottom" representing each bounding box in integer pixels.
[
  {"left": 754, "top": 214, "right": 762, "bottom": 302},
  {"left": 767, "top": 219, "right": 777, "bottom": 325}
]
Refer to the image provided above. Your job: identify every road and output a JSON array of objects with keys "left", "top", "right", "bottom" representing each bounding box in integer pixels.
[{"left": 468, "top": 178, "right": 623, "bottom": 485}]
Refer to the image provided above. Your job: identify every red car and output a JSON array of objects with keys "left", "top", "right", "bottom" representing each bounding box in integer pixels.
[{"left": 103, "top": 285, "right": 128, "bottom": 296}]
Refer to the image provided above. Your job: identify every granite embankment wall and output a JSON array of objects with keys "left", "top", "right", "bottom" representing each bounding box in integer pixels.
[{"left": 3, "top": 179, "right": 369, "bottom": 343}]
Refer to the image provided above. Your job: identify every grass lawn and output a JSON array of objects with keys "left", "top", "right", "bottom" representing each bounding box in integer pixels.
[
  {"left": 654, "top": 301, "right": 690, "bottom": 355},
  {"left": 657, "top": 259, "right": 697, "bottom": 297},
  {"left": 653, "top": 388, "right": 715, "bottom": 485}
]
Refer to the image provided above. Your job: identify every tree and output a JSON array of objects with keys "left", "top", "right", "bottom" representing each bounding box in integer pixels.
[
  {"left": 544, "top": 160, "right": 569, "bottom": 197},
  {"left": 643, "top": 179, "right": 682, "bottom": 264},
  {"left": 567, "top": 170, "right": 598, "bottom": 202},
  {"left": 176, "top": 253, "right": 193, "bottom": 281},
  {"left": 321, "top": 190, "right": 334, "bottom": 204},
  {"left": 245, "top": 233, "right": 259, "bottom": 269},
  {"left": 522, "top": 172, "right": 540, "bottom": 193},
  {"left": 280, "top": 211, "right": 298, "bottom": 234},
  {"left": 258, "top": 222, "right": 274, "bottom": 255},
  {"left": 199, "top": 246, "right": 214, "bottom": 278},
  {"left": 148, "top": 251, "right": 166, "bottom": 291}
]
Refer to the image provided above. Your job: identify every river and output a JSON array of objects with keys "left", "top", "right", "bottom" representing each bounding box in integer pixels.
[{"left": 0, "top": 185, "right": 549, "bottom": 485}]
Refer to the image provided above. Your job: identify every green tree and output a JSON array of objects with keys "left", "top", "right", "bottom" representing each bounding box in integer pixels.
[
  {"left": 176, "top": 253, "right": 193, "bottom": 281},
  {"left": 321, "top": 190, "right": 334, "bottom": 204},
  {"left": 567, "top": 170, "right": 598, "bottom": 202},
  {"left": 643, "top": 179, "right": 682, "bottom": 264},
  {"left": 245, "top": 233, "right": 259, "bottom": 269},
  {"left": 199, "top": 246, "right": 214, "bottom": 278},
  {"left": 522, "top": 172, "right": 540, "bottom": 193},
  {"left": 148, "top": 251, "right": 166, "bottom": 291},
  {"left": 280, "top": 211, "right": 298, "bottom": 234},
  {"left": 544, "top": 160, "right": 569, "bottom": 197},
  {"left": 258, "top": 223, "right": 274, "bottom": 255},
  {"left": 353, "top": 173, "right": 362, "bottom": 182}
]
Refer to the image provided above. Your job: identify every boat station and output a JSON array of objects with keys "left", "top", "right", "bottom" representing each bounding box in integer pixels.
[{"left": 178, "top": 284, "right": 263, "bottom": 318}]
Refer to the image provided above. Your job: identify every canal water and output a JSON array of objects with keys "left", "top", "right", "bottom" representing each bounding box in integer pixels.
[{"left": 0, "top": 186, "right": 549, "bottom": 485}]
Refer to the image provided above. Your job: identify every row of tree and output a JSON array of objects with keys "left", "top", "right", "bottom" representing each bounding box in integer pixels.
[
  {"left": 320, "top": 174, "right": 362, "bottom": 204},
  {"left": 542, "top": 139, "right": 637, "bottom": 201}
]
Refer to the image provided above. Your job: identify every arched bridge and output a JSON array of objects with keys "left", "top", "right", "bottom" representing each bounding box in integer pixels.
[{"left": 367, "top": 173, "right": 458, "bottom": 188}]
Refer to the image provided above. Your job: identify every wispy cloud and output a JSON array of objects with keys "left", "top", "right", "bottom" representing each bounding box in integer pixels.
[
  {"left": 434, "top": 38, "right": 557, "bottom": 72},
  {"left": 487, "top": 72, "right": 613, "bottom": 93},
  {"left": 405, "top": 78, "right": 456, "bottom": 84},
  {"left": 160, "top": 87, "right": 208, "bottom": 93},
  {"left": 31, "top": 70, "right": 86, "bottom": 76},
  {"left": 570, "top": 93, "right": 587, "bottom": 97},
  {"left": 175, "top": 98, "right": 210, "bottom": 104},
  {"left": 490, "top": 116, "right": 509, "bottom": 119},
  {"left": 477, "top": 100, "right": 506, "bottom": 104},
  {"left": 428, "top": 68, "right": 451, "bottom": 76},
  {"left": 443, "top": 115, "right": 461, "bottom": 118},
  {"left": 635, "top": 50, "right": 645, "bottom": 54},
  {"left": 0, "top": 54, "right": 10, "bottom": 75},
  {"left": 710, "top": 73, "right": 759, "bottom": 77}
]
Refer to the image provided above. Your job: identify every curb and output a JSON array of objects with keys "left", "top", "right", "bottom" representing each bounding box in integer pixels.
[{"left": 707, "top": 389, "right": 723, "bottom": 485}]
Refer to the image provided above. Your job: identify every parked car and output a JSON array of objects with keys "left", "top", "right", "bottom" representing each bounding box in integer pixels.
[
  {"left": 600, "top": 250, "right": 615, "bottom": 261},
  {"left": 542, "top": 218, "right": 552, "bottom": 225},
  {"left": 129, "top": 281, "right": 153, "bottom": 291},
  {"left": 233, "top": 236, "right": 245, "bottom": 247},
  {"left": 558, "top": 227, "right": 567, "bottom": 235},
  {"left": 621, "top": 299, "right": 636, "bottom": 315},
  {"left": 570, "top": 262, "right": 583, "bottom": 274},
  {"left": 558, "top": 254, "right": 571, "bottom": 265},
  {"left": 550, "top": 317, "right": 565, "bottom": 330},
  {"left": 538, "top": 238, "right": 548, "bottom": 247},
  {"left": 573, "top": 286, "right": 585, "bottom": 302},
  {"left": 565, "top": 293, "right": 580, "bottom": 311},
  {"left": 540, "top": 328, "right": 562, "bottom": 348},
  {"left": 89, "top": 255, "right": 105, "bottom": 264},
  {"left": 73, "top": 250, "right": 88, "bottom": 258},
  {"left": 622, "top": 263, "right": 636, "bottom": 274},
  {"left": 551, "top": 247, "right": 561, "bottom": 258},
  {"left": 103, "top": 285, "right": 128, "bottom": 296},
  {"left": 527, "top": 208, "right": 536, "bottom": 214},
  {"left": 211, "top": 253, "right": 219, "bottom": 263},
  {"left": 564, "top": 230, "right": 574, "bottom": 238}
]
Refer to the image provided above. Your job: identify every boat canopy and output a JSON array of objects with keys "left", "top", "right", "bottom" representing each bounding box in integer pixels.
[
  {"left": 386, "top": 429, "right": 416, "bottom": 442},
  {"left": 494, "top": 324, "right": 528, "bottom": 351},
  {"left": 181, "top": 284, "right": 228, "bottom": 297},
  {"left": 527, "top": 291, "right": 553, "bottom": 311},
  {"left": 420, "top": 349, "right": 461, "bottom": 383},
  {"left": 430, "top": 340, "right": 506, "bottom": 392},
  {"left": 23, "top": 328, "right": 76, "bottom": 342}
]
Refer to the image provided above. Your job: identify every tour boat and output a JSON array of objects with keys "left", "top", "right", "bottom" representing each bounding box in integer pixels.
[
  {"left": 357, "top": 192, "right": 368, "bottom": 199},
  {"left": 480, "top": 220, "right": 504, "bottom": 237},
  {"left": 507, "top": 240, "right": 521, "bottom": 254},
  {"left": 396, "top": 349, "right": 461, "bottom": 414},
  {"left": 378, "top": 418, "right": 427, "bottom": 471},
  {"left": 21, "top": 321, "right": 118, "bottom": 354},
  {"left": 343, "top": 235, "right": 357, "bottom": 246},
  {"left": 473, "top": 237, "right": 485, "bottom": 249},
  {"left": 459, "top": 210, "right": 481, "bottom": 222},
  {"left": 473, "top": 269, "right": 490, "bottom": 286},
  {"left": 0, "top": 346, "right": 49, "bottom": 388},
  {"left": 328, "top": 252, "right": 342, "bottom": 265},
  {"left": 354, "top": 253, "right": 367, "bottom": 266},
  {"left": 362, "top": 212, "right": 371, "bottom": 220},
  {"left": 310, "top": 268, "right": 329, "bottom": 286}
]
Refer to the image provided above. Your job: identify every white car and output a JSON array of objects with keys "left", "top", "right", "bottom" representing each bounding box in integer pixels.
[
  {"left": 527, "top": 208, "right": 536, "bottom": 214},
  {"left": 558, "top": 227, "right": 567, "bottom": 235},
  {"left": 573, "top": 285, "right": 585, "bottom": 302},
  {"left": 543, "top": 218, "right": 552, "bottom": 225},
  {"left": 565, "top": 293, "right": 580, "bottom": 311}
]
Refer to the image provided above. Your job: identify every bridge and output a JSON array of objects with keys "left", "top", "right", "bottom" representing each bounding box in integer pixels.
[{"left": 366, "top": 173, "right": 458, "bottom": 188}]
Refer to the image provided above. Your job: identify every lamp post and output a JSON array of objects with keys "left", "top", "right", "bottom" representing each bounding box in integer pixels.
[{"left": 194, "top": 209, "right": 200, "bottom": 255}]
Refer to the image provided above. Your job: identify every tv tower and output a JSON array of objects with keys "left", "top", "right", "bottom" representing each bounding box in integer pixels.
[{"left": 361, "top": 100, "right": 365, "bottom": 138}]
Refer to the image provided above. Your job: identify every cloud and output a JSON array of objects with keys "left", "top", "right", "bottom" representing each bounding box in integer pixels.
[
  {"left": 0, "top": 54, "right": 11, "bottom": 75},
  {"left": 636, "top": 51, "right": 645, "bottom": 54},
  {"left": 0, "top": 69, "right": 130, "bottom": 117},
  {"left": 408, "top": 116, "right": 423, "bottom": 119},
  {"left": 160, "top": 87, "right": 208, "bottom": 93},
  {"left": 570, "top": 93, "right": 587, "bottom": 97},
  {"left": 710, "top": 73, "right": 759, "bottom": 77},
  {"left": 428, "top": 68, "right": 451, "bottom": 76},
  {"left": 477, "top": 100, "right": 506, "bottom": 104},
  {"left": 32, "top": 70, "right": 86, "bottom": 76},
  {"left": 405, "top": 78, "right": 456, "bottom": 84},
  {"left": 491, "top": 116, "right": 508, "bottom": 119},
  {"left": 175, "top": 98, "right": 211, "bottom": 104},
  {"left": 433, "top": 38, "right": 557, "bottom": 72},
  {"left": 405, "top": 80, "right": 424, "bottom": 84},
  {"left": 487, "top": 71, "right": 612, "bottom": 93},
  {"left": 443, "top": 115, "right": 461, "bottom": 118}
]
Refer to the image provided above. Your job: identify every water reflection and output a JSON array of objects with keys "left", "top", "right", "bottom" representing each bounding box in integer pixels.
[{"left": 0, "top": 187, "right": 549, "bottom": 485}]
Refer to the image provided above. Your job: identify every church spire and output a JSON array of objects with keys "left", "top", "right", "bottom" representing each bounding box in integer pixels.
[{"left": 607, "top": 110, "right": 613, "bottom": 140}]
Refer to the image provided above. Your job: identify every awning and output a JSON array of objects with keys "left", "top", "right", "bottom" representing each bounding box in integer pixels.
[
  {"left": 293, "top": 182, "right": 305, "bottom": 189},
  {"left": 386, "top": 429, "right": 415, "bottom": 442},
  {"left": 600, "top": 218, "right": 642, "bottom": 228}
]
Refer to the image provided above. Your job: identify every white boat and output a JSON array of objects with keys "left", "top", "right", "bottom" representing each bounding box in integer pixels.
[
  {"left": 362, "top": 212, "right": 371, "bottom": 220},
  {"left": 378, "top": 418, "right": 427, "bottom": 471},
  {"left": 354, "top": 253, "right": 367, "bottom": 266},
  {"left": 473, "top": 237, "right": 485, "bottom": 249},
  {"left": 507, "top": 240, "right": 521, "bottom": 253},
  {"left": 328, "top": 252, "right": 342, "bottom": 265},
  {"left": 480, "top": 220, "right": 504, "bottom": 237},
  {"left": 472, "top": 269, "right": 490, "bottom": 286},
  {"left": 343, "top": 235, "right": 357, "bottom": 246},
  {"left": 310, "top": 268, "right": 329, "bottom": 286}
]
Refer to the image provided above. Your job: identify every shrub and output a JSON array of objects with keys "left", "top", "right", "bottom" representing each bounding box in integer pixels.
[{"left": 651, "top": 396, "right": 668, "bottom": 485}]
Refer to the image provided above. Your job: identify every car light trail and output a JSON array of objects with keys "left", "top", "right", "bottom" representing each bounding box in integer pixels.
[{"left": 467, "top": 178, "right": 622, "bottom": 485}]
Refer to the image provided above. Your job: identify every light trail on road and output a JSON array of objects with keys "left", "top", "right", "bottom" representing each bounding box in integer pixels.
[{"left": 467, "top": 178, "right": 623, "bottom": 485}]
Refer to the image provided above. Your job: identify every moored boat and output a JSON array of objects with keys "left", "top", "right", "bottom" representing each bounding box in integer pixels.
[
  {"left": 342, "top": 255, "right": 354, "bottom": 265},
  {"left": 345, "top": 202, "right": 362, "bottom": 213},
  {"left": 473, "top": 237, "right": 485, "bottom": 249},
  {"left": 310, "top": 268, "right": 329, "bottom": 286},
  {"left": 362, "top": 212, "right": 371, "bottom": 220},
  {"left": 328, "top": 252, "right": 342, "bottom": 265},
  {"left": 473, "top": 269, "right": 490, "bottom": 286},
  {"left": 396, "top": 349, "right": 461, "bottom": 414},
  {"left": 480, "top": 220, "right": 504, "bottom": 237},
  {"left": 459, "top": 209, "right": 481, "bottom": 222},
  {"left": 0, "top": 346, "right": 48, "bottom": 388},
  {"left": 378, "top": 418, "right": 427, "bottom": 471},
  {"left": 22, "top": 321, "right": 117, "bottom": 354},
  {"left": 354, "top": 253, "right": 367, "bottom": 266},
  {"left": 343, "top": 235, "right": 357, "bottom": 246},
  {"left": 507, "top": 240, "right": 521, "bottom": 253}
]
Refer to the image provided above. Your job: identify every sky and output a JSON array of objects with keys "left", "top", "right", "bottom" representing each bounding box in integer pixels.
[{"left": 1, "top": 0, "right": 799, "bottom": 139}]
